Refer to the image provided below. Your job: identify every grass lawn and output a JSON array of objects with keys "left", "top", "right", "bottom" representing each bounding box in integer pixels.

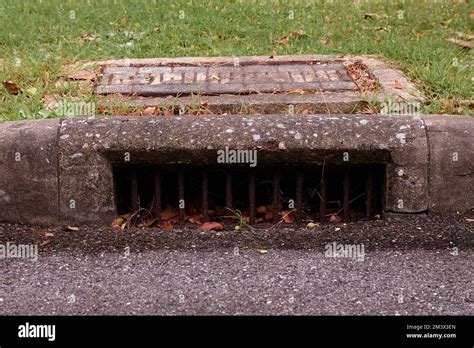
[{"left": 0, "top": 0, "right": 472, "bottom": 121}]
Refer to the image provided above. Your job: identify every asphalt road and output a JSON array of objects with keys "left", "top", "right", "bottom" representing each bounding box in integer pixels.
[{"left": 0, "top": 213, "right": 472, "bottom": 315}]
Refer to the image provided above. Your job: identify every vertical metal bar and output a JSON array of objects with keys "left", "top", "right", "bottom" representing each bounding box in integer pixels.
[
  {"left": 202, "top": 170, "right": 209, "bottom": 222},
  {"left": 154, "top": 168, "right": 161, "bottom": 222},
  {"left": 296, "top": 171, "right": 304, "bottom": 224},
  {"left": 343, "top": 170, "right": 350, "bottom": 222},
  {"left": 249, "top": 169, "right": 256, "bottom": 225},
  {"left": 366, "top": 170, "right": 373, "bottom": 220},
  {"left": 131, "top": 169, "right": 138, "bottom": 212},
  {"left": 225, "top": 172, "right": 232, "bottom": 209},
  {"left": 178, "top": 168, "right": 185, "bottom": 223},
  {"left": 320, "top": 170, "right": 326, "bottom": 223},
  {"left": 272, "top": 170, "right": 281, "bottom": 223}
]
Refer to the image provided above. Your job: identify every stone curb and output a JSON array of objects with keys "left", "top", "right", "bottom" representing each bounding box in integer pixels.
[{"left": 0, "top": 114, "right": 472, "bottom": 225}]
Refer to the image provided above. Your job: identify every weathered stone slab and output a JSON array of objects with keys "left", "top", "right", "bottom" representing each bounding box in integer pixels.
[
  {"left": 0, "top": 119, "right": 60, "bottom": 225},
  {"left": 422, "top": 116, "right": 474, "bottom": 213},
  {"left": 56, "top": 114, "right": 428, "bottom": 224}
]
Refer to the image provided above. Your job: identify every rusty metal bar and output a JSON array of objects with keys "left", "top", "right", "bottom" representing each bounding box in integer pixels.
[
  {"left": 366, "top": 170, "right": 373, "bottom": 219},
  {"left": 202, "top": 170, "right": 209, "bottom": 222},
  {"left": 320, "top": 170, "right": 326, "bottom": 223},
  {"left": 225, "top": 172, "right": 232, "bottom": 209},
  {"left": 272, "top": 170, "right": 281, "bottom": 223},
  {"left": 154, "top": 169, "right": 161, "bottom": 222},
  {"left": 249, "top": 169, "right": 256, "bottom": 225},
  {"left": 296, "top": 172, "right": 304, "bottom": 224},
  {"left": 131, "top": 169, "right": 138, "bottom": 212},
  {"left": 343, "top": 170, "right": 350, "bottom": 222},
  {"left": 178, "top": 168, "right": 185, "bottom": 223}
]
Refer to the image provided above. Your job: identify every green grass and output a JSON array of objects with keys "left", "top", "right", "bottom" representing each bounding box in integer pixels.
[{"left": 0, "top": 0, "right": 472, "bottom": 121}]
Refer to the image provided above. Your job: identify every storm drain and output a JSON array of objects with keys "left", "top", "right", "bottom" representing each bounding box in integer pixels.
[{"left": 113, "top": 165, "right": 385, "bottom": 226}]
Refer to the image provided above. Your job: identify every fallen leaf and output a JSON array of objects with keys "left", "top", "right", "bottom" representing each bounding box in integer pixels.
[
  {"left": 112, "top": 216, "right": 125, "bottom": 229},
  {"left": 264, "top": 212, "right": 273, "bottom": 220},
  {"left": 447, "top": 38, "right": 472, "bottom": 49},
  {"left": 277, "top": 36, "right": 289, "bottom": 46},
  {"left": 256, "top": 205, "right": 267, "bottom": 214},
  {"left": 301, "top": 109, "right": 310, "bottom": 115},
  {"left": 187, "top": 214, "right": 202, "bottom": 224},
  {"left": 465, "top": 218, "right": 474, "bottom": 222},
  {"left": 270, "top": 50, "right": 277, "bottom": 58},
  {"left": 393, "top": 80, "right": 403, "bottom": 89},
  {"left": 143, "top": 106, "right": 156, "bottom": 115},
  {"left": 119, "top": 18, "right": 128, "bottom": 25},
  {"left": 64, "top": 225, "right": 79, "bottom": 231},
  {"left": 138, "top": 218, "right": 157, "bottom": 228},
  {"left": 307, "top": 222, "right": 319, "bottom": 229},
  {"left": 80, "top": 33, "right": 100, "bottom": 42},
  {"left": 68, "top": 70, "right": 96, "bottom": 81},
  {"left": 161, "top": 208, "right": 178, "bottom": 221},
  {"left": 322, "top": 38, "right": 333, "bottom": 46},
  {"left": 152, "top": 27, "right": 161, "bottom": 32},
  {"left": 2, "top": 80, "right": 22, "bottom": 95},
  {"left": 199, "top": 222, "right": 224, "bottom": 231},
  {"left": 335, "top": 227, "right": 341, "bottom": 232},
  {"left": 364, "top": 13, "right": 385, "bottom": 20},
  {"left": 163, "top": 110, "right": 174, "bottom": 116},
  {"left": 44, "top": 232, "right": 55, "bottom": 237},
  {"left": 328, "top": 214, "right": 342, "bottom": 223},
  {"left": 281, "top": 210, "right": 295, "bottom": 224},
  {"left": 210, "top": 74, "right": 220, "bottom": 81},
  {"left": 158, "top": 221, "right": 173, "bottom": 229},
  {"left": 469, "top": 12, "right": 474, "bottom": 20},
  {"left": 39, "top": 240, "right": 51, "bottom": 247},
  {"left": 257, "top": 249, "right": 268, "bottom": 254}
]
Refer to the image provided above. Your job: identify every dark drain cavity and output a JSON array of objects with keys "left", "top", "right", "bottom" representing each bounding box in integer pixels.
[{"left": 113, "top": 165, "right": 385, "bottom": 226}]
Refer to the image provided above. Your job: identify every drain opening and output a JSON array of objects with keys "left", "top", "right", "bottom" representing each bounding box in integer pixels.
[{"left": 113, "top": 165, "right": 385, "bottom": 226}]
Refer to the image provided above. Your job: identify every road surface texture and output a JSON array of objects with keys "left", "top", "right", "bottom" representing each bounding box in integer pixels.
[{"left": 0, "top": 213, "right": 472, "bottom": 315}]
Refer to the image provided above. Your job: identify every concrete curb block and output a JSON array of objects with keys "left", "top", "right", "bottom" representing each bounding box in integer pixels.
[{"left": 0, "top": 114, "right": 472, "bottom": 225}]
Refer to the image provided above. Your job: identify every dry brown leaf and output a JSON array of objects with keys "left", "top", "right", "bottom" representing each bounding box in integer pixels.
[
  {"left": 307, "top": 222, "right": 319, "bottom": 229},
  {"left": 138, "top": 218, "right": 157, "bottom": 228},
  {"left": 199, "top": 222, "right": 224, "bottom": 231},
  {"left": 301, "top": 109, "right": 310, "bottom": 115},
  {"left": 257, "top": 249, "right": 268, "bottom": 254},
  {"left": 270, "top": 50, "right": 277, "bottom": 58},
  {"left": 277, "top": 36, "right": 289, "bottom": 46},
  {"left": 256, "top": 205, "right": 267, "bottom": 214},
  {"left": 112, "top": 216, "right": 125, "bottom": 229},
  {"left": 2, "top": 80, "right": 22, "bottom": 95},
  {"left": 281, "top": 210, "right": 295, "bottom": 224},
  {"left": 80, "top": 34, "right": 100, "bottom": 42},
  {"left": 64, "top": 225, "right": 79, "bottom": 231},
  {"left": 163, "top": 110, "right": 174, "bottom": 116},
  {"left": 161, "top": 208, "right": 178, "bottom": 221},
  {"left": 447, "top": 38, "right": 472, "bottom": 49},
  {"left": 322, "top": 38, "right": 333, "bottom": 46},
  {"left": 393, "top": 80, "right": 403, "bottom": 89},
  {"left": 68, "top": 70, "right": 96, "bottom": 81},
  {"left": 143, "top": 106, "right": 156, "bottom": 115},
  {"left": 119, "top": 18, "right": 128, "bottom": 25},
  {"left": 328, "top": 214, "right": 342, "bottom": 224},
  {"left": 39, "top": 240, "right": 51, "bottom": 247},
  {"left": 364, "top": 13, "right": 385, "bottom": 20},
  {"left": 187, "top": 214, "right": 202, "bottom": 224}
]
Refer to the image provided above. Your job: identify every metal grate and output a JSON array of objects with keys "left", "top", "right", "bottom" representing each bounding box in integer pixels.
[{"left": 113, "top": 165, "right": 385, "bottom": 226}]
